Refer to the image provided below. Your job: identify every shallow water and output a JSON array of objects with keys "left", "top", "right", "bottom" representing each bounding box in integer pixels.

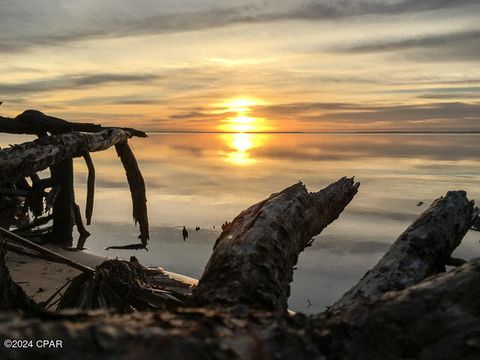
[{"left": 2, "top": 133, "right": 480, "bottom": 314}]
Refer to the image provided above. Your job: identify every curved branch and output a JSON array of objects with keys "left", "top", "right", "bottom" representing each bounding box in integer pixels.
[
  {"left": 115, "top": 142, "right": 149, "bottom": 244},
  {"left": 83, "top": 152, "right": 95, "bottom": 225}
]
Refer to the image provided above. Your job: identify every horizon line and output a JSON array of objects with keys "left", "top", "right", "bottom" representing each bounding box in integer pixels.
[{"left": 145, "top": 130, "right": 480, "bottom": 135}]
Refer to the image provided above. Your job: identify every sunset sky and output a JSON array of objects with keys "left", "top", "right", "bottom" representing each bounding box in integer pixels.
[{"left": 1, "top": 0, "right": 479, "bottom": 132}]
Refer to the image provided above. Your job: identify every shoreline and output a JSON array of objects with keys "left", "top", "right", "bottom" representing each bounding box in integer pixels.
[{"left": 6, "top": 245, "right": 198, "bottom": 304}]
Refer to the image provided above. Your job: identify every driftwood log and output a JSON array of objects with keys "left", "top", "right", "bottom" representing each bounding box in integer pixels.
[
  {"left": 0, "top": 129, "right": 131, "bottom": 185},
  {"left": 0, "top": 110, "right": 147, "bottom": 138},
  {"left": 193, "top": 178, "right": 359, "bottom": 312},
  {"left": 0, "top": 179, "right": 478, "bottom": 360},
  {"left": 1, "top": 109, "right": 150, "bottom": 247},
  {"left": 329, "top": 190, "right": 474, "bottom": 311}
]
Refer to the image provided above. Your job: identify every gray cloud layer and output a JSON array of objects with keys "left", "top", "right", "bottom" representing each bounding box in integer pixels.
[
  {"left": 0, "top": 73, "right": 157, "bottom": 94},
  {"left": 166, "top": 100, "right": 480, "bottom": 131},
  {"left": 1, "top": 0, "right": 479, "bottom": 54},
  {"left": 340, "top": 29, "right": 480, "bottom": 62}
]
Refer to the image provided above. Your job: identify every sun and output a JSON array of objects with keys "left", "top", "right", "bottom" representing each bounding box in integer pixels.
[
  {"left": 218, "top": 97, "right": 269, "bottom": 133},
  {"left": 222, "top": 98, "right": 259, "bottom": 113}
]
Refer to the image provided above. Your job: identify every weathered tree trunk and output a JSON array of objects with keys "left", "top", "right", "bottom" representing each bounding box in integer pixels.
[
  {"left": 312, "top": 259, "right": 480, "bottom": 360},
  {"left": 329, "top": 190, "right": 474, "bottom": 312},
  {"left": 0, "top": 129, "right": 132, "bottom": 186},
  {"left": 193, "top": 177, "right": 360, "bottom": 312}
]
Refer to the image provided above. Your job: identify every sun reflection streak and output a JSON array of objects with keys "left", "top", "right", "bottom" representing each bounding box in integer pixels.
[
  {"left": 216, "top": 97, "right": 271, "bottom": 165},
  {"left": 220, "top": 133, "right": 267, "bottom": 166}
]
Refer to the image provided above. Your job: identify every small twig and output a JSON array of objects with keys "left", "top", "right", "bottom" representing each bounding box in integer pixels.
[{"left": 41, "top": 277, "right": 74, "bottom": 309}]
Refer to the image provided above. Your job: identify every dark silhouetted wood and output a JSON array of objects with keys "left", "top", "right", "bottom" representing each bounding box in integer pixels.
[
  {"left": 73, "top": 203, "right": 90, "bottom": 239},
  {"left": 50, "top": 159, "right": 74, "bottom": 246},
  {"left": 0, "top": 110, "right": 147, "bottom": 137},
  {"left": 83, "top": 152, "right": 95, "bottom": 225},
  {"left": 115, "top": 142, "right": 149, "bottom": 244}
]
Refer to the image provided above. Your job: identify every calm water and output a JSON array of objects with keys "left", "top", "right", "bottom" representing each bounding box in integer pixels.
[{"left": 2, "top": 133, "right": 480, "bottom": 313}]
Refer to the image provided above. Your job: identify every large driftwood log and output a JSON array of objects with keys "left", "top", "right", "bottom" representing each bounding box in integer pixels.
[
  {"left": 193, "top": 177, "right": 359, "bottom": 312},
  {"left": 0, "top": 129, "right": 131, "bottom": 186},
  {"left": 312, "top": 259, "right": 480, "bottom": 360},
  {"left": 0, "top": 183, "right": 478, "bottom": 360},
  {"left": 329, "top": 190, "right": 474, "bottom": 312},
  {"left": 0, "top": 110, "right": 147, "bottom": 138},
  {"left": 0, "top": 259, "right": 479, "bottom": 360}
]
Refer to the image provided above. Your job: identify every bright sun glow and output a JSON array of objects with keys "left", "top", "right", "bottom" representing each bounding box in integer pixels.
[
  {"left": 218, "top": 97, "right": 269, "bottom": 133},
  {"left": 232, "top": 133, "right": 253, "bottom": 152},
  {"left": 221, "top": 133, "right": 267, "bottom": 166},
  {"left": 221, "top": 98, "right": 262, "bottom": 113}
]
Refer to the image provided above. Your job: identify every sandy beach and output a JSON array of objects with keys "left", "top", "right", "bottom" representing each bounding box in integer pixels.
[{"left": 5, "top": 245, "right": 198, "bottom": 305}]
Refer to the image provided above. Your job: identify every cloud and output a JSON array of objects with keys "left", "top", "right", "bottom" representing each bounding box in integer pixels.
[
  {"left": 301, "top": 102, "right": 480, "bottom": 124},
  {"left": 1, "top": 0, "right": 479, "bottom": 54},
  {"left": 159, "top": 100, "right": 480, "bottom": 132},
  {"left": 339, "top": 29, "right": 480, "bottom": 62},
  {"left": 251, "top": 101, "right": 480, "bottom": 131},
  {"left": 285, "top": 0, "right": 480, "bottom": 20},
  {"left": 0, "top": 73, "right": 157, "bottom": 95}
]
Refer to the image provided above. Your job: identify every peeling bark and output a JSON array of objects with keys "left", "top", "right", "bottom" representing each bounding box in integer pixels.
[
  {"left": 313, "top": 259, "right": 480, "bottom": 360},
  {"left": 0, "top": 129, "right": 131, "bottom": 186},
  {"left": 329, "top": 190, "right": 474, "bottom": 312},
  {"left": 193, "top": 177, "right": 359, "bottom": 312}
]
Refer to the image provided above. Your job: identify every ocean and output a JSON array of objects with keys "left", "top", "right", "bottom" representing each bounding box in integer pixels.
[{"left": 2, "top": 133, "right": 480, "bottom": 314}]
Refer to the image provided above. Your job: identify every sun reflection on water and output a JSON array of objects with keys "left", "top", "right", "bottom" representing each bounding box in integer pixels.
[
  {"left": 220, "top": 133, "right": 266, "bottom": 166},
  {"left": 216, "top": 97, "right": 271, "bottom": 165}
]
